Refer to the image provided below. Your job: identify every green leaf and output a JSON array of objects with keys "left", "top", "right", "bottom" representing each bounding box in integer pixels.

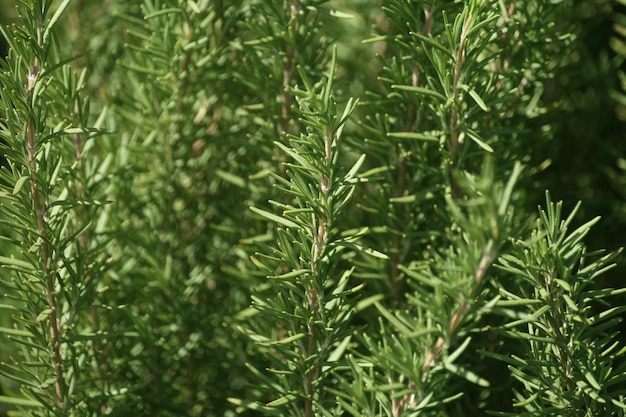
[
  {"left": 499, "top": 305, "right": 551, "bottom": 329},
  {"left": 328, "top": 335, "right": 351, "bottom": 363},
  {"left": 216, "top": 169, "right": 246, "bottom": 188},
  {"left": 387, "top": 131, "right": 439, "bottom": 141},
  {"left": 306, "top": 6, "right": 353, "bottom": 19},
  {"left": 446, "top": 336, "right": 472, "bottom": 364},
  {"left": 272, "top": 269, "right": 309, "bottom": 280},
  {"left": 336, "top": 240, "right": 389, "bottom": 259},
  {"left": 478, "top": 350, "right": 528, "bottom": 367},
  {"left": 459, "top": 84, "right": 489, "bottom": 111},
  {"left": 250, "top": 206, "right": 300, "bottom": 229},
  {"left": 266, "top": 394, "right": 297, "bottom": 407},
  {"left": 274, "top": 141, "right": 315, "bottom": 172},
  {"left": 0, "top": 326, "right": 31, "bottom": 337},
  {"left": 344, "top": 154, "right": 366, "bottom": 181},
  {"left": 0, "top": 395, "right": 43, "bottom": 408},
  {"left": 144, "top": 7, "right": 183, "bottom": 19},
  {"left": 409, "top": 31, "right": 455, "bottom": 59},
  {"left": 0, "top": 256, "right": 35, "bottom": 271},
  {"left": 275, "top": 333, "right": 306, "bottom": 345},
  {"left": 389, "top": 194, "right": 416, "bottom": 203},
  {"left": 468, "top": 89, "right": 488, "bottom": 111},
  {"left": 12, "top": 176, "right": 28, "bottom": 195},
  {"left": 391, "top": 85, "right": 447, "bottom": 102},
  {"left": 355, "top": 294, "right": 384, "bottom": 312},
  {"left": 584, "top": 371, "right": 601, "bottom": 390},
  {"left": 443, "top": 362, "right": 489, "bottom": 387},
  {"left": 228, "top": 397, "right": 280, "bottom": 414},
  {"left": 36, "top": 308, "right": 52, "bottom": 323},
  {"left": 513, "top": 391, "right": 540, "bottom": 408},
  {"left": 362, "top": 34, "right": 395, "bottom": 44},
  {"left": 498, "top": 162, "right": 523, "bottom": 216},
  {"left": 42, "top": 0, "right": 72, "bottom": 46},
  {"left": 465, "top": 129, "right": 493, "bottom": 152},
  {"left": 375, "top": 303, "right": 413, "bottom": 336}
]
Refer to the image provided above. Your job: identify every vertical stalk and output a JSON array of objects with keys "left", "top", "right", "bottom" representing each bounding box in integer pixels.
[
  {"left": 301, "top": 127, "right": 332, "bottom": 417},
  {"left": 544, "top": 270, "right": 575, "bottom": 393},
  {"left": 26, "top": 17, "right": 65, "bottom": 411},
  {"left": 279, "top": 0, "right": 300, "bottom": 135},
  {"left": 421, "top": 240, "right": 495, "bottom": 370},
  {"left": 449, "top": 13, "right": 473, "bottom": 199}
]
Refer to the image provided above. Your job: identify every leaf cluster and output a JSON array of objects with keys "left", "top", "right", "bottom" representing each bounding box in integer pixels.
[{"left": 0, "top": 1, "right": 624, "bottom": 417}]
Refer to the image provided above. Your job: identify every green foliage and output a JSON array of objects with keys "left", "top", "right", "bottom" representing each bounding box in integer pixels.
[
  {"left": 492, "top": 194, "right": 626, "bottom": 415},
  {"left": 332, "top": 162, "right": 523, "bottom": 416},
  {"left": 241, "top": 52, "right": 365, "bottom": 416},
  {"left": 0, "top": 0, "right": 110, "bottom": 415},
  {"left": 0, "top": 0, "right": 623, "bottom": 416}
]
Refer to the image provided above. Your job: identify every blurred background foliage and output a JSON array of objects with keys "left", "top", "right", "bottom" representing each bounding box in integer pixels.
[
  {"left": 0, "top": 0, "right": 625, "bottom": 416},
  {"left": 525, "top": 0, "right": 626, "bottom": 286}
]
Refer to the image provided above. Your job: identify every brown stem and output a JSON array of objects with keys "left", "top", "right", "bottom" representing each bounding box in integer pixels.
[
  {"left": 303, "top": 128, "right": 333, "bottom": 416},
  {"left": 279, "top": 0, "right": 300, "bottom": 135},
  {"left": 422, "top": 241, "right": 494, "bottom": 373},
  {"left": 393, "top": 241, "right": 495, "bottom": 415},
  {"left": 274, "top": 0, "right": 301, "bottom": 182},
  {"left": 27, "top": 18, "right": 65, "bottom": 411}
]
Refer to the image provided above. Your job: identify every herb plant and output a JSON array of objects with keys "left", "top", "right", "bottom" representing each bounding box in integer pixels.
[{"left": 0, "top": 1, "right": 624, "bottom": 416}]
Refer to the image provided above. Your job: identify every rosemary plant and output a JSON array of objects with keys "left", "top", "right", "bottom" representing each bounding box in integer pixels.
[
  {"left": 0, "top": 1, "right": 111, "bottom": 415},
  {"left": 490, "top": 194, "right": 626, "bottom": 416},
  {"left": 0, "top": 0, "right": 624, "bottom": 416},
  {"left": 240, "top": 52, "right": 367, "bottom": 416}
]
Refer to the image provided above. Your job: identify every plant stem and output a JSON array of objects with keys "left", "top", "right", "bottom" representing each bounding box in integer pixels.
[
  {"left": 545, "top": 271, "right": 575, "bottom": 393},
  {"left": 449, "top": 12, "right": 473, "bottom": 199},
  {"left": 302, "top": 127, "right": 333, "bottom": 417},
  {"left": 26, "top": 17, "right": 65, "bottom": 412},
  {"left": 280, "top": 0, "right": 300, "bottom": 135},
  {"left": 393, "top": 241, "right": 495, "bottom": 416}
]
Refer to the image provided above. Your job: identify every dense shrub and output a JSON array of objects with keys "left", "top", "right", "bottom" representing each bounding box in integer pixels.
[{"left": 0, "top": 1, "right": 624, "bottom": 416}]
